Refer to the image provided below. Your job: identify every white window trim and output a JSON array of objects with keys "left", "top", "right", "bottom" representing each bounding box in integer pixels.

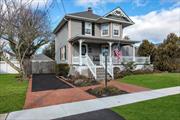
[
  {"left": 113, "top": 24, "right": 120, "bottom": 37},
  {"left": 85, "top": 22, "right": 92, "bottom": 36},
  {"left": 101, "top": 24, "right": 109, "bottom": 37},
  {"left": 60, "top": 46, "right": 66, "bottom": 61}
]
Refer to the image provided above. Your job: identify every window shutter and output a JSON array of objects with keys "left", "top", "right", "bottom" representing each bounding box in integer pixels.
[
  {"left": 82, "top": 21, "right": 85, "bottom": 35},
  {"left": 64, "top": 46, "right": 66, "bottom": 60},
  {"left": 92, "top": 23, "right": 95, "bottom": 36}
]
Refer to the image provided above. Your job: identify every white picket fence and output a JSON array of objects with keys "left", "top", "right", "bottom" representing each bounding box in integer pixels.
[{"left": 0, "top": 61, "right": 20, "bottom": 74}]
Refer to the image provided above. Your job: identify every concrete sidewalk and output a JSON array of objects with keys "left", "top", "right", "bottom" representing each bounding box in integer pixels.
[{"left": 6, "top": 86, "right": 180, "bottom": 120}]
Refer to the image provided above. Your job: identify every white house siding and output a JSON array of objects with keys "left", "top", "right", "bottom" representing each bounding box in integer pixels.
[
  {"left": 55, "top": 23, "right": 68, "bottom": 64},
  {"left": 0, "top": 61, "right": 19, "bottom": 74}
]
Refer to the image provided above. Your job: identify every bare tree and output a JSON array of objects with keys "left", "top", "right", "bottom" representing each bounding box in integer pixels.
[{"left": 0, "top": 0, "right": 52, "bottom": 79}]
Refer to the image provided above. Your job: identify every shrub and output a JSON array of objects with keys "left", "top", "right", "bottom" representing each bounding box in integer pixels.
[
  {"left": 56, "top": 64, "right": 70, "bottom": 77},
  {"left": 68, "top": 73, "right": 99, "bottom": 87},
  {"left": 114, "top": 68, "right": 160, "bottom": 79},
  {"left": 121, "top": 61, "right": 136, "bottom": 72},
  {"left": 153, "top": 33, "right": 180, "bottom": 72}
]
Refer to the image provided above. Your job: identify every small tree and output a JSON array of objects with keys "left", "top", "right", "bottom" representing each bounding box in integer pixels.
[
  {"left": 154, "top": 33, "right": 180, "bottom": 72},
  {"left": 0, "top": 0, "right": 52, "bottom": 79},
  {"left": 138, "top": 39, "right": 156, "bottom": 63}
]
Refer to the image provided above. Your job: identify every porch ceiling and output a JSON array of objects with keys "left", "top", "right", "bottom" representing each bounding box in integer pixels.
[{"left": 69, "top": 35, "right": 140, "bottom": 44}]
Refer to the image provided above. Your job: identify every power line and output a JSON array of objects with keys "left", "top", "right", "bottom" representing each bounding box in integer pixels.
[
  {"left": 54, "top": 0, "right": 62, "bottom": 13},
  {"left": 61, "top": 0, "right": 66, "bottom": 15}
]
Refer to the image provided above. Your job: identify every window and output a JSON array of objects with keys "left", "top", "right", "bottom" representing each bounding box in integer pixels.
[
  {"left": 113, "top": 24, "right": 120, "bottom": 36},
  {"left": 101, "top": 24, "right": 109, "bottom": 36},
  {"left": 85, "top": 22, "right": 92, "bottom": 35},
  {"left": 60, "top": 46, "right": 66, "bottom": 60}
]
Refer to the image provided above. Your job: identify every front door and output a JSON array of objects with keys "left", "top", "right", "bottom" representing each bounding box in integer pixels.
[{"left": 82, "top": 44, "right": 88, "bottom": 55}]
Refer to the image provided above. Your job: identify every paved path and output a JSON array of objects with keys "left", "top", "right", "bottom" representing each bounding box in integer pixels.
[
  {"left": 24, "top": 79, "right": 149, "bottom": 109},
  {"left": 6, "top": 86, "right": 180, "bottom": 120},
  {"left": 24, "top": 79, "right": 96, "bottom": 109}
]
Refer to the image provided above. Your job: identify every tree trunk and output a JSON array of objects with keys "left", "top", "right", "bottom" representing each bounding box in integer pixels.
[{"left": 23, "top": 58, "right": 32, "bottom": 77}]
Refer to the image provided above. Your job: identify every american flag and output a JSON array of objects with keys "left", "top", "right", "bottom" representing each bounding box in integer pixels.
[{"left": 114, "top": 48, "right": 122, "bottom": 60}]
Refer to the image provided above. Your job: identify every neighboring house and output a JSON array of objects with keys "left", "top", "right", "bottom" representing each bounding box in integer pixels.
[
  {"left": 0, "top": 52, "right": 19, "bottom": 74},
  {"left": 54, "top": 7, "right": 150, "bottom": 80}
]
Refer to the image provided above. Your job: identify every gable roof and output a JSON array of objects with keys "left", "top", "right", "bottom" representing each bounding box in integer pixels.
[
  {"left": 32, "top": 54, "right": 54, "bottom": 62},
  {"left": 53, "top": 7, "right": 134, "bottom": 34},
  {"left": 104, "top": 7, "right": 134, "bottom": 23}
]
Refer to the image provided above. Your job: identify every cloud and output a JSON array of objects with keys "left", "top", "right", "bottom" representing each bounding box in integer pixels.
[
  {"left": 133, "top": 0, "right": 148, "bottom": 7},
  {"left": 124, "top": 7, "right": 180, "bottom": 43},
  {"left": 76, "top": 0, "right": 148, "bottom": 7}
]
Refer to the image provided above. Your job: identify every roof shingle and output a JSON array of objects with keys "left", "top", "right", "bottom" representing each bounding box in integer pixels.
[{"left": 68, "top": 11, "right": 100, "bottom": 19}]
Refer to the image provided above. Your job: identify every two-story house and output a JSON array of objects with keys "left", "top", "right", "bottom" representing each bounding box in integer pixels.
[{"left": 54, "top": 7, "right": 150, "bottom": 80}]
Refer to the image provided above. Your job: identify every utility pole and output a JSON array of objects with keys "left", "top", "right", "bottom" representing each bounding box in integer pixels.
[{"left": 104, "top": 51, "right": 108, "bottom": 88}]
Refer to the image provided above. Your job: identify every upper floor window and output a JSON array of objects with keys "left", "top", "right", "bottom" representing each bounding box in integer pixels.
[
  {"left": 113, "top": 24, "right": 120, "bottom": 37},
  {"left": 85, "top": 22, "right": 92, "bottom": 35},
  {"left": 101, "top": 24, "right": 109, "bottom": 36}
]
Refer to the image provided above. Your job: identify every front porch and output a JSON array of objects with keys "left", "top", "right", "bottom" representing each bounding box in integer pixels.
[{"left": 70, "top": 37, "right": 150, "bottom": 80}]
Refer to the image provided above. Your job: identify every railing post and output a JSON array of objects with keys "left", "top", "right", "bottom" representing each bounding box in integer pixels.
[
  {"left": 132, "top": 44, "right": 136, "bottom": 62},
  {"left": 79, "top": 40, "right": 84, "bottom": 74},
  {"left": 149, "top": 55, "right": 151, "bottom": 64},
  {"left": 108, "top": 42, "right": 113, "bottom": 65},
  {"left": 79, "top": 40, "right": 83, "bottom": 66}
]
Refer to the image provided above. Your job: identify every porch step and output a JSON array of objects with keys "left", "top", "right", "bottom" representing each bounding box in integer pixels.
[{"left": 96, "top": 68, "right": 112, "bottom": 80}]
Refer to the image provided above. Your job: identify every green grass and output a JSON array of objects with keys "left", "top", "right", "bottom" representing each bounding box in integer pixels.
[
  {"left": 112, "top": 94, "right": 180, "bottom": 120},
  {"left": 119, "top": 73, "right": 180, "bottom": 89},
  {"left": 0, "top": 74, "right": 28, "bottom": 114}
]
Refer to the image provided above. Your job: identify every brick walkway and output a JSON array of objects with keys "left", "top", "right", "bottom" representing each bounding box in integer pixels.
[
  {"left": 24, "top": 78, "right": 96, "bottom": 109},
  {"left": 24, "top": 78, "right": 150, "bottom": 109},
  {"left": 80, "top": 80, "right": 150, "bottom": 93}
]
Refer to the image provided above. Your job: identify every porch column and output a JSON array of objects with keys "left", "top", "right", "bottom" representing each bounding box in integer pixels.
[
  {"left": 133, "top": 44, "right": 135, "bottom": 62},
  {"left": 108, "top": 42, "right": 113, "bottom": 65},
  {"left": 79, "top": 40, "right": 83, "bottom": 66}
]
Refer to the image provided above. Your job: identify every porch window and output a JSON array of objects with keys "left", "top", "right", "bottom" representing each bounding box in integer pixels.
[
  {"left": 85, "top": 22, "right": 92, "bottom": 35},
  {"left": 101, "top": 24, "right": 109, "bottom": 36},
  {"left": 60, "top": 46, "right": 66, "bottom": 60},
  {"left": 113, "top": 24, "right": 120, "bottom": 37}
]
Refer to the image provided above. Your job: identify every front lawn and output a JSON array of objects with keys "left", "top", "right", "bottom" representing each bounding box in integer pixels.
[
  {"left": 119, "top": 73, "right": 180, "bottom": 89},
  {"left": 112, "top": 94, "right": 180, "bottom": 120},
  {"left": 0, "top": 74, "right": 28, "bottom": 114}
]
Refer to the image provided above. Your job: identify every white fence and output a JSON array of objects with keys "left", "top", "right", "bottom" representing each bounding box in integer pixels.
[{"left": 0, "top": 61, "right": 19, "bottom": 74}]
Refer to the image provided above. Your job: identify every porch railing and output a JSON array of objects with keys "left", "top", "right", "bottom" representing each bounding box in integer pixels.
[
  {"left": 100, "top": 55, "right": 114, "bottom": 79},
  {"left": 112, "top": 56, "right": 150, "bottom": 64},
  {"left": 85, "top": 54, "right": 97, "bottom": 79},
  {"left": 72, "top": 56, "right": 79, "bottom": 64},
  {"left": 72, "top": 56, "right": 150, "bottom": 65}
]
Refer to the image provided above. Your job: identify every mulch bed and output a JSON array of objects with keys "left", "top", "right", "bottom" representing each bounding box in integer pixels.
[
  {"left": 86, "top": 86, "right": 128, "bottom": 98},
  {"left": 60, "top": 76, "right": 100, "bottom": 87},
  {"left": 32, "top": 74, "right": 72, "bottom": 92},
  {"left": 54, "top": 109, "right": 125, "bottom": 120}
]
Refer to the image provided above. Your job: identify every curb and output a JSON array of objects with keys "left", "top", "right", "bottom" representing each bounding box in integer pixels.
[{"left": 0, "top": 113, "right": 8, "bottom": 120}]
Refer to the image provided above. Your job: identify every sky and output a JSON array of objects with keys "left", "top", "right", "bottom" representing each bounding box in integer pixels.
[{"left": 31, "top": 0, "right": 180, "bottom": 44}]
